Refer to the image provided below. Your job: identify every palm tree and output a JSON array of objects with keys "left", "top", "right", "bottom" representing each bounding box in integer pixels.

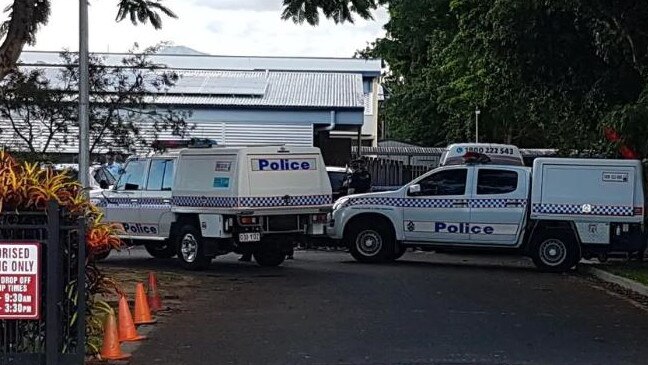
[
  {"left": 0, "top": 0, "right": 381, "bottom": 80},
  {"left": 281, "top": 0, "right": 383, "bottom": 25},
  {"left": 0, "top": 0, "right": 177, "bottom": 79}
]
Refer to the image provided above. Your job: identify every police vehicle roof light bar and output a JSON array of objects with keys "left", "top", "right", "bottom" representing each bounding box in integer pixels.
[{"left": 462, "top": 151, "right": 491, "bottom": 164}]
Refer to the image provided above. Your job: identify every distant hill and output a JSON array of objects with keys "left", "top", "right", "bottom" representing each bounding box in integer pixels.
[{"left": 158, "top": 45, "right": 208, "bottom": 56}]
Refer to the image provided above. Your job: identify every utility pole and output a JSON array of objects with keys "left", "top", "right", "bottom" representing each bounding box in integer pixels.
[
  {"left": 79, "top": 0, "right": 90, "bottom": 190},
  {"left": 475, "top": 106, "right": 481, "bottom": 143}
]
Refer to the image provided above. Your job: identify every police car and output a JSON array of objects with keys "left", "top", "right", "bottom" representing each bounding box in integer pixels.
[
  {"left": 92, "top": 140, "right": 332, "bottom": 270},
  {"left": 328, "top": 143, "right": 646, "bottom": 272}
]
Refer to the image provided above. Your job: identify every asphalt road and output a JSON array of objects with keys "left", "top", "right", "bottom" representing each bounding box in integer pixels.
[{"left": 102, "top": 249, "right": 648, "bottom": 365}]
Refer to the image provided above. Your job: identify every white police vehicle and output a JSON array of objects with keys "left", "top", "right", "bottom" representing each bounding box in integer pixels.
[
  {"left": 328, "top": 143, "right": 646, "bottom": 272},
  {"left": 93, "top": 140, "right": 332, "bottom": 270}
]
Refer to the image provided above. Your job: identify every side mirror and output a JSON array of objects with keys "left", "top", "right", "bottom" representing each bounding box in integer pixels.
[
  {"left": 99, "top": 180, "right": 109, "bottom": 189},
  {"left": 408, "top": 184, "right": 421, "bottom": 195}
]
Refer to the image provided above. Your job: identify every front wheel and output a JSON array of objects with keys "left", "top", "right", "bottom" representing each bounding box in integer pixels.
[
  {"left": 348, "top": 221, "right": 394, "bottom": 263},
  {"left": 530, "top": 232, "right": 580, "bottom": 273},
  {"left": 144, "top": 241, "right": 177, "bottom": 259},
  {"left": 175, "top": 225, "right": 211, "bottom": 271},
  {"left": 388, "top": 244, "right": 406, "bottom": 261}
]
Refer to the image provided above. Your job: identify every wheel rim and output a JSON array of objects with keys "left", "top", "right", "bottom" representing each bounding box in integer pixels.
[
  {"left": 181, "top": 233, "right": 198, "bottom": 263},
  {"left": 356, "top": 230, "right": 383, "bottom": 257},
  {"left": 539, "top": 239, "right": 567, "bottom": 266}
]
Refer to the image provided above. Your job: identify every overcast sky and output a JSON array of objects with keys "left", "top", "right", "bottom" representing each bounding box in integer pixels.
[{"left": 15, "top": 0, "right": 388, "bottom": 57}]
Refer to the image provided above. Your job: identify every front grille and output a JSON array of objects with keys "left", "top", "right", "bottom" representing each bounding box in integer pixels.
[{"left": 266, "top": 215, "right": 299, "bottom": 231}]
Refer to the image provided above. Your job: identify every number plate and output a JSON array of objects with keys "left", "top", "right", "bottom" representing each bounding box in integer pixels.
[{"left": 239, "top": 233, "right": 261, "bottom": 243}]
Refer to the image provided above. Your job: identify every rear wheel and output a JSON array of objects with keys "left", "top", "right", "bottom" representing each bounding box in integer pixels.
[
  {"left": 175, "top": 225, "right": 211, "bottom": 271},
  {"left": 254, "top": 240, "right": 286, "bottom": 267},
  {"left": 348, "top": 220, "right": 394, "bottom": 263},
  {"left": 530, "top": 231, "right": 580, "bottom": 272},
  {"left": 144, "top": 241, "right": 176, "bottom": 259}
]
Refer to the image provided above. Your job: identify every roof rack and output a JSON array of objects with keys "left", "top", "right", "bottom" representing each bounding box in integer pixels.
[{"left": 152, "top": 138, "right": 218, "bottom": 150}]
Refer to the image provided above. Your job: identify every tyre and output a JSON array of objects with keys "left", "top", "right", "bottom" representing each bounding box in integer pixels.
[
  {"left": 175, "top": 224, "right": 211, "bottom": 271},
  {"left": 144, "top": 241, "right": 177, "bottom": 259},
  {"left": 388, "top": 244, "right": 406, "bottom": 261},
  {"left": 347, "top": 220, "right": 394, "bottom": 263},
  {"left": 253, "top": 241, "right": 286, "bottom": 267},
  {"left": 530, "top": 231, "right": 580, "bottom": 273}
]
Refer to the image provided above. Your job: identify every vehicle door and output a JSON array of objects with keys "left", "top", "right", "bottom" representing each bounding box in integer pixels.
[
  {"left": 469, "top": 167, "right": 528, "bottom": 245},
  {"left": 403, "top": 167, "right": 474, "bottom": 243},
  {"left": 139, "top": 158, "right": 175, "bottom": 238},
  {"left": 102, "top": 159, "right": 148, "bottom": 233}
]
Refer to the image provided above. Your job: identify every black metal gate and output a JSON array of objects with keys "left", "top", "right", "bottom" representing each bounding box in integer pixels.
[{"left": 0, "top": 202, "right": 86, "bottom": 365}]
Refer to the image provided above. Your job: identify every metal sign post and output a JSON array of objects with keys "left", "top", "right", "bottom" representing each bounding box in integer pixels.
[{"left": 79, "top": 0, "right": 90, "bottom": 191}]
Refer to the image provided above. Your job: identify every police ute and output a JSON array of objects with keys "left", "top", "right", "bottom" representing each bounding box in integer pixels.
[
  {"left": 328, "top": 143, "right": 646, "bottom": 272},
  {"left": 92, "top": 140, "right": 332, "bottom": 270}
]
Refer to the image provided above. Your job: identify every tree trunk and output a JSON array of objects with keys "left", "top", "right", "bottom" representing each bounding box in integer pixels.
[{"left": 0, "top": 1, "right": 36, "bottom": 80}]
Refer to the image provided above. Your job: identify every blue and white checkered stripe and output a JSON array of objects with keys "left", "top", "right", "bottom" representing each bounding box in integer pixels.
[
  {"left": 532, "top": 203, "right": 633, "bottom": 216},
  {"left": 239, "top": 195, "right": 332, "bottom": 208},
  {"left": 345, "top": 197, "right": 528, "bottom": 209},
  {"left": 173, "top": 195, "right": 332, "bottom": 208},
  {"left": 173, "top": 196, "right": 238, "bottom": 208},
  {"left": 470, "top": 199, "right": 527, "bottom": 208},
  {"left": 95, "top": 197, "right": 172, "bottom": 210}
]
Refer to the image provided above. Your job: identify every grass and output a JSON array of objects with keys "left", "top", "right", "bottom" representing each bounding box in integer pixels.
[{"left": 595, "top": 262, "right": 648, "bottom": 286}]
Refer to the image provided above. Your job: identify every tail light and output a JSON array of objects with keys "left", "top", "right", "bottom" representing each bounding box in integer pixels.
[
  {"left": 634, "top": 207, "right": 644, "bottom": 216},
  {"left": 311, "top": 214, "right": 328, "bottom": 224},
  {"left": 239, "top": 216, "right": 259, "bottom": 225}
]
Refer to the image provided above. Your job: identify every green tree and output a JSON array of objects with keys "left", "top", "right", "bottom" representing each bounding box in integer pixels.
[
  {"left": 0, "top": 44, "right": 190, "bottom": 156},
  {"left": 362, "top": 0, "right": 648, "bottom": 158}
]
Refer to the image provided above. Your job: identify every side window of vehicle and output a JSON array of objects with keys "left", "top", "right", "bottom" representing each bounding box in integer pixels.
[
  {"left": 147, "top": 159, "right": 175, "bottom": 191},
  {"left": 93, "top": 169, "right": 103, "bottom": 184},
  {"left": 115, "top": 160, "right": 147, "bottom": 191},
  {"left": 477, "top": 169, "right": 518, "bottom": 195},
  {"left": 412, "top": 169, "right": 468, "bottom": 196},
  {"left": 103, "top": 167, "right": 117, "bottom": 185}
]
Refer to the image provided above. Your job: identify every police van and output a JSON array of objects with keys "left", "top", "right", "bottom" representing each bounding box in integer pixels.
[
  {"left": 92, "top": 140, "right": 332, "bottom": 270},
  {"left": 328, "top": 143, "right": 646, "bottom": 272}
]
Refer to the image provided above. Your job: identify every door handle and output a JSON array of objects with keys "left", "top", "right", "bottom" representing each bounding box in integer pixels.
[
  {"left": 162, "top": 199, "right": 171, "bottom": 204},
  {"left": 453, "top": 201, "right": 468, "bottom": 207},
  {"left": 505, "top": 202, "right": 520, "bottom": 207},
  {"left": 130, "top": 199, "right": 138, "bottom": 203}
]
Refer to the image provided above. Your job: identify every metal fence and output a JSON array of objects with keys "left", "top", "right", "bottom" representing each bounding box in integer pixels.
[
  {"left": 0, "top": 202, "right": 86, "bottom": 365},
  {"left": 366, "top": 158, "right": 431, "bottom": 190}
]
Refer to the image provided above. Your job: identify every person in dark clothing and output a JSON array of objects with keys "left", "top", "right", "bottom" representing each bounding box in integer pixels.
[{"left": 345, "top": 158, "right": 372, "bottom": 195}]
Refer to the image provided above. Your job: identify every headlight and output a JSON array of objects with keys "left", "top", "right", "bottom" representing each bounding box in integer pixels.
[{"left": 333, "top": 197, "right": 350, "bottom": 211}]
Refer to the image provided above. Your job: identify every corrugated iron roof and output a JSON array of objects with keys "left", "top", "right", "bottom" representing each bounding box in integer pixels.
[
  {"left": 20, "top": 51, "right": 382, "bottom": 76},
  {"left": 17, "top": 66, "right": 365, "bottom": 109},
  {"left": 154, "top": 70, "right": 365, "bottom": 108}
]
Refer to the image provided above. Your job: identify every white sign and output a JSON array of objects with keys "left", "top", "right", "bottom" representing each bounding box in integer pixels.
[{"left": 0, "top": 243, "right": 40, "bottom": 319}]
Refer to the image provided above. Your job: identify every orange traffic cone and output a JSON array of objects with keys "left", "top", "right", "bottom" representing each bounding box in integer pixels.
[
  {"left": 134, "top": 282, "right": 157, "bottom": 325},
  {"left": 118, "top": 295, "right": 147, "bottom": 342},
  {"left": 147, "top": 272, "right": 163, "bottom": 313},
  {"left": 100, "top": 310, "right": 131, "bottom": 361}
]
